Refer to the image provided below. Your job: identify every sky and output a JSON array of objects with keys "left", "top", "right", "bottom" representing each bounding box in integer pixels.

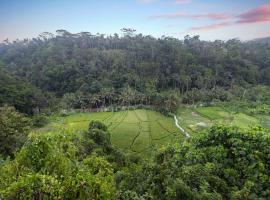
[{"left": 0, "top": 0, "right": 270, "bottom": 41}]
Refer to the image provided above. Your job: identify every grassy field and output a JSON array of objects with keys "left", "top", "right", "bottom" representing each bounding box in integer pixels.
[
  {"left": 37, "top": 106, "right": 269, "bottom": 156},
  {"left": 37, "top": 109, "right": 181, "bottom": 155},
  {"left": 177, "top": 106, "right": 269, "bottom": 133}
]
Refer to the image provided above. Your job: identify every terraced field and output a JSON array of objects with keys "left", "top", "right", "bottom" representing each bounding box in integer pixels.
[
  {"left": 177, "top": 106, "right": 269, "bottom": 133},
  {"left": 38, "top": 109, "right": 182, "bottom": 154},
  {"left": 37, "top": 106, "right": 270, "bottom": 155}
]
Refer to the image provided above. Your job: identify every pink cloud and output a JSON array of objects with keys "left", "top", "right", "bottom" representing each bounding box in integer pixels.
[
  {"left": 188, "top": 4, "right": 270, "bottom": 31},
  {"left": 189, "top": 22, "right": 231, "bottom": 31},
  {"left": 237, "top": 4, "right": 270, "bottom": 23},
  {"left": 193, "top": 13, "right": 230, "bottom": 20},
  {"left": 150, "top": 12, "right": 230, "bottom": 20},
  {"left": 151, "top": 3, "right": 270, "bottom": 33}
]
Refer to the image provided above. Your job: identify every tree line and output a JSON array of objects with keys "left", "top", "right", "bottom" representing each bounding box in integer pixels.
[{"left": 0, "top": 30, "right": 270, "bottom": 114}]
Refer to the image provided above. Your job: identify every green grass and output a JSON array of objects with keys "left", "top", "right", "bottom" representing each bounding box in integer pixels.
[
  {"left": 260, "top": 115, "right": 270, "bottom": 128},
  {"left": 37, "top": 109, "right": 184, "bottom": 155},
  {"left": 131, "top": 131, "right": 151, "bottom": 152},
  {"left": 112, "top": 123, "right": 140, "bottom": 149},
  {"left": 177, "top": 106, "right": 268, "bottom": 132},
  {"left": 134, "top": 110, "right": 148, "bottom": 121},
  {"left": 195, "top": 107, "right": 231, "bottom": 120},
  {"left": 37, "top": 106, "right": 269, "bottom": 156},
  {"left": 230, "top": 113, "right": 260, "bottom": 128},
  {"left": 150, "top": 122, "right": 172, "bottom": 140}
]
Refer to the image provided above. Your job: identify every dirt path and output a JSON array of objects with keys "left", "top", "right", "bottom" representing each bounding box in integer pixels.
[{"left": 174, "top": 115, "right": 190, "bottom": 139}]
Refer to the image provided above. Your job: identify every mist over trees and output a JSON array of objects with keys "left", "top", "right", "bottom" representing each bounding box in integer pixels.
[{"left": 0, "top": 30, "right": 270, "bottom": 114}]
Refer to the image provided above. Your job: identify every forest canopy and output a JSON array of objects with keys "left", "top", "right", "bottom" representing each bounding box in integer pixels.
[{"left": 0, "top": 30, "right": 270, "bottom": 114}]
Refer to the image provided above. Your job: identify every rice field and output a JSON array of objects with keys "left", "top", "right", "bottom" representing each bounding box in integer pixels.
[
  {"left": 177, "top": 106, "right": 269, "bottom": 133},
  {"left": 37, "top": 106, "right": 269, "bottom": 155},
  {"left": 38, "top": 109, "right": 182, "bottom": 154}
]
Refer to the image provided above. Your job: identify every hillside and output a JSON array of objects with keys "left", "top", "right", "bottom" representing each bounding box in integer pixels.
[{"left": 1, "top": 31, "right": 270, "bottom": 114}]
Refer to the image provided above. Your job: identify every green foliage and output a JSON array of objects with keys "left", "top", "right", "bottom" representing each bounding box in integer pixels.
[
  {"left": 89, "top": 120, "right": 108, "bottom": 132},
  {"left": 0, "top": 68, "right": 51, "bottom": 114},
  {"left": 117, "top": 126, "right": 270, "bottom": 199},
  {"left": 0, "top": 106, "right": 32, "bottom": 157},
  {"left": 153, "top": 91, "right": 180, "bottom": 114},
  {"left": 0, "top": 173, "right": 63, "bottom": 199},
  {"left": 32, "top": 114, "right": 49, "bottom": 127},
  {"left": 1, "top": 30, "right": 270, "bottom": 199},
  {"left": 182, "top": 87, "right": 232, "bottom": 104},
  {"left": 1, "top": 31, "right": 270, "bottom": 113},
  {"left": 0, "top": 130, "right": 116, "bottom": 199},
  {"left": 87, "top": 121, "right": 111, "bottom": 146}
]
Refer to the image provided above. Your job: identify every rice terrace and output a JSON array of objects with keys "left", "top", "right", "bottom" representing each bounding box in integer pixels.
[
  {"left": 37, "top": 106, "right": 270, "bottom": 155},
  {"left": 38, "top": 109, "right": 181, "bottom": 155}
]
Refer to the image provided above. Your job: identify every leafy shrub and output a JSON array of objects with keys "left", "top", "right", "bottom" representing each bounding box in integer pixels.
[
  {"left": 89, "top": 120, "right": 108, "bottom": 131},
  {"left": 0, "top": 106, "right": 32, "bottom": 157},
  {"left": 87, "top": 121, "right": 110, "bottom": 146},
  {"left": 32, "top": 114, "right": 49, "bottom": 127},
  {"left": 0, "top": 173, "right": 63, "bottom": 199},
  {"left": 0, "top": 131, "right": 116, "bottom": 200},
  {"left": 117, "top": 126, "right": 270, "bottom": 199}
]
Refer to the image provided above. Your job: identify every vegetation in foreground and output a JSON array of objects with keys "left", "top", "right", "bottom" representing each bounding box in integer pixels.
[
  {"left": 117, "top": 125, "right": 270, "bottom": 200},
  {"left": 1, "top": 111, "right": 270, "bottom": 199},
  {"left": 0, "top": 119, "right": 129, "bottom": 199}
]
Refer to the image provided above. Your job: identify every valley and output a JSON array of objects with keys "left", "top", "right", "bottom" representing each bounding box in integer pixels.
[{"left": 36, "top": 106, "right": 269, "bottom": 156}]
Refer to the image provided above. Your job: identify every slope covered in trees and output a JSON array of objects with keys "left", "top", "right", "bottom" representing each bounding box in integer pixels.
[
  {"left": 0, "top": 67, "right": 52, "bottom": 114},
  {"left": 1, "top": 30, "right": 270, "bottom": 113}
]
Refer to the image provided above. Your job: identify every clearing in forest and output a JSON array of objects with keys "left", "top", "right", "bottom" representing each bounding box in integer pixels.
[
  {"left": 177, "top": 106, "right": 267, "bottom": 133},
  {"left": 38, "top": 109, "right": 181, "bottom": 155}
]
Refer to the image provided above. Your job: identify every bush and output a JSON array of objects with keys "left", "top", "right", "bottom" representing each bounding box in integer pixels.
[
  {"left": 86, "top": 121, "right": 111, "bottom": 146},
  {"left": 32, "top": 114, "right": 49, "bottom": 127},
  {"left": 89, "top": 120, "right": 108, "bottom": 131},
  {"left": 117, "top": 126, "right": 270, "bottom": 199},
  {"left": 0, "top": 106, "right": 32, "bottom": 157},
  {"left": 0, "top": 131, "right": 116, "bottom": 200}
]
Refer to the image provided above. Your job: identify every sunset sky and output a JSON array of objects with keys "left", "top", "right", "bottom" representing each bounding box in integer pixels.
[{"left": 1, "top": 0, "right": 270, "bottom": 41}]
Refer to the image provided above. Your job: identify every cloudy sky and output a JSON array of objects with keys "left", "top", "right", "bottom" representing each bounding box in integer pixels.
[{"left": 1, "top": 0, "right": 270, "bottom": 41}]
